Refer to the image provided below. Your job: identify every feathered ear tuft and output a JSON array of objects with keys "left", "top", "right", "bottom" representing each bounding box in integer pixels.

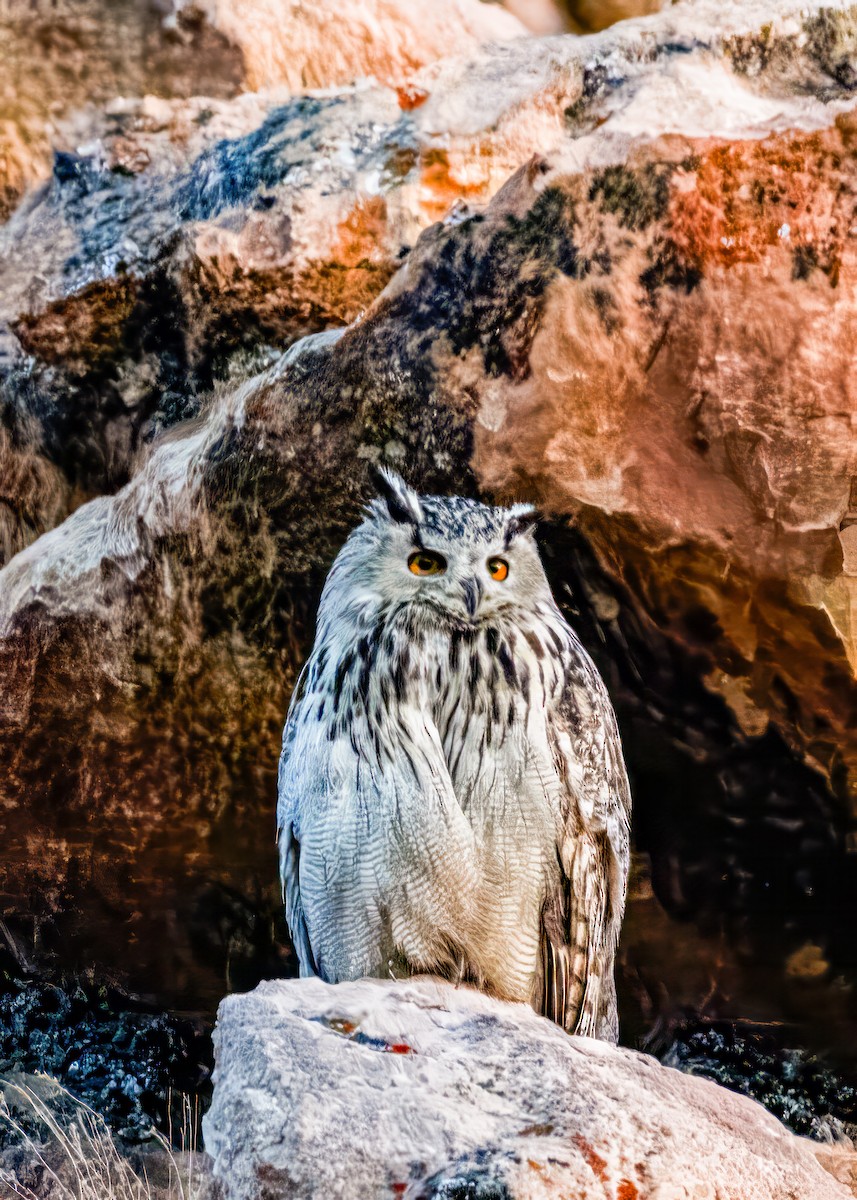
[
  {"left": 368, "top": 464, "right": 424, "bottom": 525},
  {"left": 504, "top": 503, "right": 540, "bottom": 545}
]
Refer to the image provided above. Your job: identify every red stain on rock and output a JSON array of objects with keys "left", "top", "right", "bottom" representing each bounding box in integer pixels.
[
  {"left": 572, "top": 1136, "right": 638, "bottom": 1196},
  {"left": 397, "top": 83, "right": 429, "bottom": 111},
  {"left": 573, "top": 1134, "right": 608, "bottom": 1182},
  {"left": 667, "top": 129, "right": 846, "bottom": 277},
  {"left": 387, "top": 1042, "right": 414, "bottom": 1055}
]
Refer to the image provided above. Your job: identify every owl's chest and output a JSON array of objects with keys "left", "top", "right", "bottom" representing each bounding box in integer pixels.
[{"left": 425, "top": 629, "right": 564, "bottom": 832}]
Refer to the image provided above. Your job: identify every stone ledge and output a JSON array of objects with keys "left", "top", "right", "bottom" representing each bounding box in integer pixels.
[{"left": 204, "top": 976, "right": 853, "bottom": 1199}]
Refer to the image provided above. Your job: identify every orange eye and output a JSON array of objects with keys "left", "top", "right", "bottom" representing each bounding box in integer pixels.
[
  {"left": 488, "top": 557, "right": 508, "bottom": 582},
  {"left": 408, "top": 550, "right": 447, "bottom": 576}
]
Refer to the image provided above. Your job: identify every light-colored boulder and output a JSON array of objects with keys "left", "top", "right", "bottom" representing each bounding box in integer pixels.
[{"left": 204, "top": 976, "right": 852, "bottom": 1199}]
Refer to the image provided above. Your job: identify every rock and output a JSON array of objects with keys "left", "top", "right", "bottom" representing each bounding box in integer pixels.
[
  {"left": 0, "top": 86, "right": 415, "bottom": 564},
  {"left": 817, "top": 1146, "right": 857, "bottom": 1198},
  {"left": 1, "top": 0, "right": 857, "bottom": 1076},
  {"left": 195, "top": 0, "right": 526, "bottom": 93},
  {"left": 0, "top": 0, "right": 522, "bottom": 222},
  {"left": 203, "top": 976, "right": 852, "bottom": 1199},
  {"left": 0, "top": 0, "right": 527, "bottom": 556},
  {"left": 5, "top": 0, "right": 846, "bottom": 564},
  {"left": 3, "top": 9, "right": 572, "bottom": 564},
  {"left": 0, "top": 0, "right": 247, "bottom": 217},
  {"left": 0, "top": 961, "right": 212, "bottom": 1142},
  {"left": 0, "top": 0, "right": 523, "bottom": 563},
  {"left": 0, "top": 121, "right": 42, "bottom": 224},
  {"left": 561, "top": 0, "right": 665, "bottom": 32}
]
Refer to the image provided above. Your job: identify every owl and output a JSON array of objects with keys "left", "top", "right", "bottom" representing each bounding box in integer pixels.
[{"left": 277, "top": 469, "right": 631, "bottom": 1041}]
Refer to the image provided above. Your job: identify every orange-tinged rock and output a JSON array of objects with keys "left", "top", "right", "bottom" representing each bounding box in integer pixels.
[
  {"left": 196, "top": 0, "right": 525, "bottom": 93},
  {"left": 0, "top": 0, "right": 523, "bottom": 228},
  {"left": 474, "top": 120, "right": 857, "bottom": 808}
]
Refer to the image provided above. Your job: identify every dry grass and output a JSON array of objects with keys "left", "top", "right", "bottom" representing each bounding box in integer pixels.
[{"left": 0, "top": 1076, "right": 213, "bottom": 1200}]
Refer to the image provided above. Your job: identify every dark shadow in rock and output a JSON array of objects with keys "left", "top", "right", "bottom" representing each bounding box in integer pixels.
[
  {"left": 536, "top": 523, "right": 857, "bottom": 1099},
  {"left": 417, "top": 1160, "right": 514, "bottom": 1200}
]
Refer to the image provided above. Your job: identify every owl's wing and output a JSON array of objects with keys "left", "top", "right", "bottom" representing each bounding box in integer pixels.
[
  {"left": 276, "top": 673, "right": 319, "bottom": 978},
  {"left": 278, "top": 816, "right": 318, "bottom": 977},
  {"left": 540, "top": 625, "right": 631, "bottom": 1042}
]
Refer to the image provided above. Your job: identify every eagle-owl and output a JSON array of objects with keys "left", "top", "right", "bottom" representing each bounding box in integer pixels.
[{"left": 277, "top": 469, "right": 631, "bottom": 1041}]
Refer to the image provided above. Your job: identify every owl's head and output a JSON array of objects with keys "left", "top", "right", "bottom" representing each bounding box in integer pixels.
[{"left": 328, "top": 467, "right": 551, "bottom": 629}]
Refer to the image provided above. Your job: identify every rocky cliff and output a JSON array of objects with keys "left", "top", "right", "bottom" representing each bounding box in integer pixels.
[{"left": 1, "top": 0, "right": 857, "bottom": 1142}]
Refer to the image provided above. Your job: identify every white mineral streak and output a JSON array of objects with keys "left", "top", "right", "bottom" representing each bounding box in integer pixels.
[{"left": 203, "top": 977, "right": 851, "bottom": 1200}]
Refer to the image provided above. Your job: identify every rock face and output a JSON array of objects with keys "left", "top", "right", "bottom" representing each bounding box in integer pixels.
[
  {"left": 203, "top": 977, "right": 852, "bottom": 1200},
  {"left": 0, "top": 0, "right": 523, "bottom": 566},
  {"left": 0, "top": 0, "right": 522, "bottom": 221},
  {"left": 0, "top": 0, "right": 245, "bottom": 218},
  {"left": 2, "top": 0, "right": 857, "bottom": 1080},
  {"left": 195, "top": 0, "right": 526, "bottom": 93}
]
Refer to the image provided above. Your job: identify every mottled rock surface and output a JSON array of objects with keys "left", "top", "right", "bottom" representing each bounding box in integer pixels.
[
  {"left": 0, "top": 0, "right": 246, "bottom": 217},
  {"left": 0, "top": 0, "right": 521, "bottom": 220},
  {"left": 204, "top": 977, "right": 853, "bottom": 1200},
  {"left": 2, "top": 0, "right": 857, "bottom": 1100},
  {"left": 196, "top": 0, "right": 525, "bottom": 93},
  {"left": 0, "top": 0, "right": 523, "bottom": 565}
]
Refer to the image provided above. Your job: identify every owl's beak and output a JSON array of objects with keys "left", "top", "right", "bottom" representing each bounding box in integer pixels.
[{"left": 461, "top": 577, "right": 483, "bottom": 618}]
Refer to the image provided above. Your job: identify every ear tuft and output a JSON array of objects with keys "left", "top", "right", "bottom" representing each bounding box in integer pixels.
[
  {"left": 504, "top": 503, "right": 540, "bottom": 545},
  {"left": 368, "top": 463, "right": 423, "bottom": 526}
]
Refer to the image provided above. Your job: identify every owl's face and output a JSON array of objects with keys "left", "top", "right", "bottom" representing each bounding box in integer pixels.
[{"left": 341, "top": 468, "right": 552, "bottom": 629}]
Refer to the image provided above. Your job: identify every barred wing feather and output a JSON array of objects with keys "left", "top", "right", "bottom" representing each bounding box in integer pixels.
[{"left": 540, "top": 632, "right": 631, "bottom": 1041}]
